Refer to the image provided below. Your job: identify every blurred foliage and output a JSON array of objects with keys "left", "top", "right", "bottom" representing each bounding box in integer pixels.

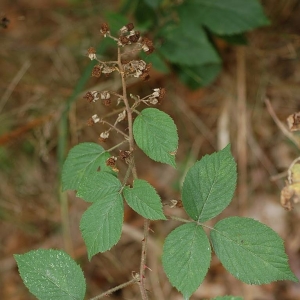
[{"left": 113, "top": 0, "right": 270, "bottom": 89}]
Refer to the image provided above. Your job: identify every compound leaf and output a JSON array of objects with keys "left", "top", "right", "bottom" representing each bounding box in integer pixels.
[
  {"left": 80, "top": 193, "right": 123, "bottom": 259},
  {"left": 77, "top": 172, "right": 122, "bottom": 203},
  {"left": 211, "top": 217, "right": 299, "bottom": 284},
  {"left": 133, "top": 108, "right": 178, "bottom": 167},
  {"left": 62, "top": 143, "right": 113, "bottom": 191},
  {"left": 123, "top": 179, "right": 166, "bottom": 220},
  {"left": 14, "top": 249, "right": 86, "bottom": 300},
  {"left": 162, "top": 223, "right": 211, "bottom": 299},
  {"left": 182, "top": 144, "right": 237, "bottom": 222}
]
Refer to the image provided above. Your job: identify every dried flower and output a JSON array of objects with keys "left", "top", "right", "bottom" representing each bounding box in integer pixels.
[
  {"left": 119, "top": 35, "right": 130, "bottom": 46},
  {"left": 100, "top": 22, "right": 110, "bottom": 36},
  {"left": 140, "top": 37, "right": 154, "bottom": 54},
  {"left": 157, "top": 88, "right": 166, "bottom": 99},
  {"left": 100, "top": 91, "right": 111, "bottom": 100},
  {"left": 152, "top": 88, "right": 165, "bottom": 102},
  {"left": 106, "top": 156, "right": 119, "bottom": 172},
  {"left": 119, "top": 23, "right": 134, "bottom": 35},
  {"left": 141, "top": 38, "right": 154, "bottom": 54},
  {"left": 119, "top": 150, "right": 131, "bottom": 160},
  {"left": 126, "top": 23, "right": 134, "bottom": 31},
  {"left": 99, "top": 131, "right": 110, "bottom": 142},
  {"left": 149, "top": 98, "right": 158, "bottom": 105},
  {"left": 128, "top": 31, "right": 140, "bottom": 43},
  {"left": 84, "top": 91, "right": 99, "bottom": 103},
  {"left": 87, "top": 47, "right": 97, "bottom": 60},
  {"left": 87, "top": 114, "right": 100, "bottom": 126},
  {"left": 92, "top": 65, "right": 102, "bottom": 77},
  {"left": 106, "top": 156, "right": 117, "bottom": 166},
  {"left": 102, "top": 65, "right": 116, "bottom": 74},
  {"left": 120, "top": 26, "right": 128, "bottom": 34},
  {"left": 92, "top": 114, "right": 100, "bottom": 123},
  {"left": 123, "top": 60, "right": 147, "bottom": 78},
  {"left": 117, "top": 110, "right": 126, "bottom": 123}
]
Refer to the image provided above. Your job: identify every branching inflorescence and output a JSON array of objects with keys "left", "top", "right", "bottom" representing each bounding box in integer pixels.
[
  {"left": 83, "top": 22, "right": 165, "bottom": 179},
  {"left": 83, "top": 22, "right": 166, "bottom": 299}
]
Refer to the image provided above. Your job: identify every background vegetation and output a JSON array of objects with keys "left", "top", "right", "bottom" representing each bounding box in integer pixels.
[{"left": 0, "top": 0, "right": 300, "bottom": 299}]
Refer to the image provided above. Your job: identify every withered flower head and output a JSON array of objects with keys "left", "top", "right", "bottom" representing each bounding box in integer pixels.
[
  {"left": 140, "top": 37, "right": 155, "bottom": 54},
  {"left": 119, "top": 36, "right": 130, "bottom": 46},
  {"left": 106, "top": 156, "right": 119, "bottom": 172},
  {"left": 87, "top": 114, "right": 100, "bottom": 126},
  {"left": 84, "top": 91, "right": 99, "bottom": 103},
  {"left": 120, "top": 23, "right": 134, "bottom": 35},
  {"left": 87, "top": 47, "right": 97, "bottom": 60},
  {"left": 128, "top": 31, "right": 140, "bottom": 43},
  {"left": 119, "top": 150, "right": 131, "bottom": 160},
  {"left": 100, "top": 23, "right": 110, "bottom": 36},
  {"left": 126, "top": 23, "right": 134, "bottom": 31},
  {"left": 92, "top": 65, "right": 102, "bottom": 77}
]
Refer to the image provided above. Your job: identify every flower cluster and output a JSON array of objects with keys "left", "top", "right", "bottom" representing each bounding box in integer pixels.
[
  {"left": 123, "top": 60, "right": 151, "bottom": 81},
  {"left": 84, "top": 91, "right": 99, "bottom": 103},
  {"left": 143, "top": 88, "right": 166, "bottom": 105},
  {"left": 83, "top": 22, "right": 163, "bottom": 148}
]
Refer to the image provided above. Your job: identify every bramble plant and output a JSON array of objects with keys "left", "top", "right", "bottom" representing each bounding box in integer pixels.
[{"left": 14, "top": 21, "right": 298, "bottom": 300}]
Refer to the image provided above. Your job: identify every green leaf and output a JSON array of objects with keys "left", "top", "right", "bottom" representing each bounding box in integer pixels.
[
  {"left": 179, "top": 0, "right": 270, "bottom": 35},
  {"left": 143, "top": 0, "right": 162, "bottom": 9},
  {"left": 133, "top": 108, "right": 178, "bottom": 167},
  {"left": 211, "top": 217, "right": 299, "bottom": 284},
  {"left": 123, "top": 179, "right": 166, "bottom": 220},
  {"left": 80, "top": 193, "right": 123, "bottom": 259},
  {"left": 62, "top": 143, "right": 113, "bottom": 191},
  {"left": 177, "top": 63, "right": 222, "bottom": 89},
  {"left": 162, "top": 223, "right": 211, "bottom": 298},
  {"left": 14, "top": 249, "right": 86, "bottom": 300},
  {"left": 77, "top": 172, "right": 122, "bottom": 203},
  {"left": 158, "top": 23, "right": 220, "bottom": 66},
  {"left": 182, "top": 144, "right": 237, "bottom": 222},
  {"left": 212, "top": 297, "right": 243, "bottom": 300}
]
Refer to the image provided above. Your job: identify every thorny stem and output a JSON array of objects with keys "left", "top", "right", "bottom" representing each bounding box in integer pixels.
[
  {"left": 89, "top": 277, "right": 139, "bottom": 300},
  {"left": 117, "top": 46, "right": 149, "bottom": 300}
]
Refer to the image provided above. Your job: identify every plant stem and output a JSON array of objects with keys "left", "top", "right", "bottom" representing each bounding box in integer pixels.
[
  {"left": 89, "top": 277, "right": 139, "bottom": 300},
  {"left": 117, "top": 46, "right": 149, "bottom": 300},
  {"left": 106, "top": 140, "right": 128, "bottom": 153},
  {"left": 100, "top": 119, "right": 129, "bottom": 138},
  {"left": 117, "top": 48, "right": 135, "bottom": 155},
  {"left": 139, "top": 218, "right": 150, "bottom": 300}
]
